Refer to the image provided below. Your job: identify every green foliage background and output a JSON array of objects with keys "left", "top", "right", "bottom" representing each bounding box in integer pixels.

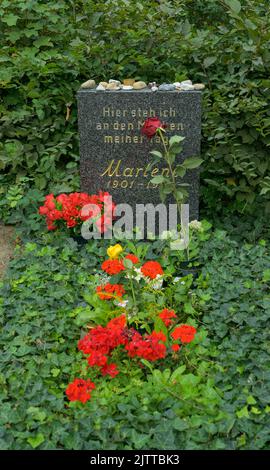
[
  {"left": 0, "top": 232, "right": 269, "bottom": 449},
  {"left": 1, "top": 0, "right": 270, "bottom": 216}
]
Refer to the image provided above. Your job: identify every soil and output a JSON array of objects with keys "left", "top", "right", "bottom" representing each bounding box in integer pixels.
[{"left": 0, "top": 224, "right": 15, "bottom": 278}]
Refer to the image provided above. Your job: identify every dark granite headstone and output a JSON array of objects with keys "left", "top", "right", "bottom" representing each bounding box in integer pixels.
[{"left": 77, "top": 89, "right": 201, "bottom": 223}]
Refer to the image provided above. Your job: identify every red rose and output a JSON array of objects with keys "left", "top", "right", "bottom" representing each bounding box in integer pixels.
[{"left": 141, "top": 117, "right": 167, "bottom": 139}]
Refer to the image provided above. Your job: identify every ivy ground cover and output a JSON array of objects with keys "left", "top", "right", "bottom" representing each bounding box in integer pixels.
[{"left": 0, "top": 230, "right": 269, "bottom": 450}]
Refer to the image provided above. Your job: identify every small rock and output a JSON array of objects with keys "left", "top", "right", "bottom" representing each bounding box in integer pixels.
[
  {"left": 122, "top": 85, "right": 133, "bottom": 90},
  {"left": 99, "top": 81, "right": 108, "bottom": 88},
  {"left": 180, "top": 83, "right": 194, "bottom": 90},
  {"left": 151, "top": 86, "right": 158, "bottom": 92},
  {"left": 123, "top": 79, "right": 135, "bottom": 86},
  {"left": 133, "top": 81, "right": 147, "bottom": 90},
  {"left": 109, "top": 79, "right": 121, "bottom": 86},
  {"left": 158, "top": 83, "right": 176, "bottom": 91},
  {"left": 193, "top": 83, "right": 205, "bottom": 90},
  {"left": 80, "top": 79, "right": 96, "bottom": 89},
  {"left": 96, "top": 84, "right": 106, "bottom": 91},
  {"left": 181, "top": 80, "right": 192, "bottom": 86},
  {"left": 173, "top": 82, "right": 181, "bottom": 87},
  {"left": 106, "top": 82, "right": 120, "bottom": 90}
]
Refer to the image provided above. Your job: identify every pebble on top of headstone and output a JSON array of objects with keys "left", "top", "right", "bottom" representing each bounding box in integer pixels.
[{"left": 79, "top": 78, "right": 205, "bottom": 93}]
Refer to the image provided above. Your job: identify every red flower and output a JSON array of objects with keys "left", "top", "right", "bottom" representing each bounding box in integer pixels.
[
  {"left": 171, "top": 344, "right": 180, "bottom": 352},
  {"left": 96, "top": 283, "right": 125, "bottom": 300},
  {"left": 125, "top": 330, "right": 166, "bottom": 361},
  {"left": 65, "top": 378, "right": 95, "bottom": 403},
  {"left": 101, "top": 259, "right": 125, "bottom": 275},
  {"left": 150, "top": 331, "right": 167, "bottom": 343},
  {"left": 141, "top": 117, "right": 167, "bottom": 139},
  {"left": 141, "top": 261, "right": 164, "bottom": 279},
  {"left": 171, "top": 325, "right": 197, "bottom": 343},
  {"left": 87, "top": 351, "right": 108, "bottom": 367},
  {"left": 101, "top": 363, "right": 119, "bottom": 377},
  {"left": 107, "top": 314, "right": 126, "bottom": 329},
  {"left": 159, "top": 308, "right": 177, "bottom": 327},
  {"left": 39, "top": 191, "right": 115, "bottom": 233},
  {"left": 125, "top": 254, "right": 139, "bottom": 264}
]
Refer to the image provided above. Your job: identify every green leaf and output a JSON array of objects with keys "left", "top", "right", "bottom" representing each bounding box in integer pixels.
[
  {"left": 203, "top": 56, "right": 217, "bottom": 68},
  {"left": 175, "top": 166, "right": 186, "bottom": 178},
  {"left": 263, "top": 269, "right": 270, "bottom": 282},
  {"left": 224, "top": 0, "right": 242, "bottom": 14},
  {"left": 182, "top": 157, "right": 203, "bottom": 169},
  {"left": 236, "top": 406, "right": 249, "bottom": 419},
  {"left": 169, "top": 135, "right": 185, "bottom": 147},
  {"left": 51, "top": 368, "right": 61, "bottom": 377},
  {"left": 172, "top": 417, "right": 189, "bottom": 431},
  {"left": 170, "top": 365, "right": 186, "bottom": 382},
  {"left": 27, "top": 433, "right": 45, "bottom": 449},
  {"left": 2, "top": 14, "right": 19, "bottom": 26},
  {"left": 151, "top": 175, "right": 167, "bottom": 184},
  {"left": 149, "top": 150, "right": 163, "bottom": 159}
]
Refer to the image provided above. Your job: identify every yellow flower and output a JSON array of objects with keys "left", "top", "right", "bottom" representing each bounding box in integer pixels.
[{"left": 107, "top": 244, "right": 123, "bottom": 260}]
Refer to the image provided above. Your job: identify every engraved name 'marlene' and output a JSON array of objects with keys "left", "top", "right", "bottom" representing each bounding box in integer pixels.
[{"left": 100, "top": 159, "right": 170, "bottom": 179}]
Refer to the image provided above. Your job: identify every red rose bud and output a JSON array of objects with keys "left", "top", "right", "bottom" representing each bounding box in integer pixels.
[{"left": 141, "top": 117, "right": 167, "bottom": 139}]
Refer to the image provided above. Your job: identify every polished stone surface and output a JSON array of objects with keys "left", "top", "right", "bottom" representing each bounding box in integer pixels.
[{"left": 77, "top": 89, "right": 202, "bottom": 225}]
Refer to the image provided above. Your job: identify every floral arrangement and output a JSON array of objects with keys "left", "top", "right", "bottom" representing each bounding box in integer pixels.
[
  {"left": 39, "top": 191, "right": 115, "bottom": 233},
  {"left": 65, "top": 243, "right": 197, "bottom": 404}
]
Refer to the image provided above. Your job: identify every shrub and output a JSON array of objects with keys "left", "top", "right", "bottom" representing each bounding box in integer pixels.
[{"left": 1, "top": 0, "right": 270, "bottom": 220}]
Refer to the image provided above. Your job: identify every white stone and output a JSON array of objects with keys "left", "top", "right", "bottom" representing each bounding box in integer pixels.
[
  {"left": 122, "top": 85, "right": 133, "bottom": 90},
  {"left": 106, "top": 83, "right": 121, "bottom": 90},
  {"left": 109, "top": 79, "right": 121, "bottom": 85},
  {"left": 151, "top": 86, "right": 158, "bottom": 92},
  {"left": 96, "top": 84, "right": 106, "bottom": 91},
  {"left": 181, "top": 80, "right": 192, "bottom": 86},
  {"left": 173, "top": 82, "right": 181, "bottom": 87},
  {"left": 193, "top": 83, "right": 205, "bottom": 90},
  {"left": 180, "top": 83, "right": 194, "bottom": 90},
  {"left": 80, "top": 79, "right": 96, "bottom": 89}
]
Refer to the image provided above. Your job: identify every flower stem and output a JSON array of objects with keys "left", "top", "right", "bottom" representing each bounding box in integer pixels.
[
  {"left": 157, "top": 128, "right": 183, "bottom": 228},
  {"left": 129, "top": 275, "right": 137, "bottom": 309}
]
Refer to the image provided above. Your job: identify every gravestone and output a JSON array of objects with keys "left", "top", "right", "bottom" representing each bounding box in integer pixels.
[{"left": 77, "top": 89, "right": 201, "bottom": 224}]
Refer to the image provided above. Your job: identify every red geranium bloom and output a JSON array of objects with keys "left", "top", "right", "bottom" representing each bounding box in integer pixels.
[
  {"left": 125, "top": 254, "right": 140, "bottom": 264},
  {"left": 65, "top": 378, "right": 95, "bottom": 403},
  {"left": 150, "top": 331, "right": 167, "bottom": 342},
  {"left": 39, "top": 191, "right": 115, "bottom": 233},
  {"left": 141, "top": 261, "right": 164, "bottom": 279},
  {"left": 171, "top": 344, "right": 180, "bottom": 352},
  {"left": 107, "top": 314, "right": 126, "bottom": 329},
  {"left": 101, "top": 259, "right": 125, "bottom": 275},
  {"left": 125, "top": 330, "right": 166, "bottom": 361},
  {"left": 101, "top": 363, "right": 119, "bottom": 377},
  {"left": 159, "top": 308, "right": 177, "bottom": 327},
  {"left": 171, "top": 325, "right": 197, "bottom": 343},
  {"left": 141, "top": 117, "right": 167, "bottom": 139},
  {"left": 87, "top": 351, "right": 108, "bottom": 367},
  {"left": 96, "top": 283, "right": 125, "bottom": 300}
]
